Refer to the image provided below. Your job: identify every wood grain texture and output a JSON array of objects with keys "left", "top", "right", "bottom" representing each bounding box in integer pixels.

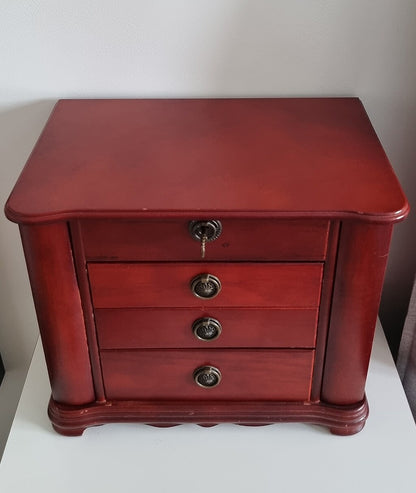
[
  {"left": 19, "top": 223, "right": 95, "bottom": 405},
  {"left": 321, "top": 222, "right": 393, "bottom": 405},
  {"left": 310, "top": 221, "right": 340, "bottom": 401},
  {"left": 81, "top": 218, "right": 329, "bottom": 261},
  {"left": 100, "top": 349, "right": 314, "bottom": 401},
  {"left": 47, "top": 397, "right": 369, "bottom": 437},
  {"left": 95, "top": 307, "right": 318, "bottom": 349},
  {"left": 88, "top": 262, "right": 323, "bottom": 308},
  {"left": 5, "top": 99, "right": 409, "bottom": 436},
  {"left": 5, "top": 98, "right": 409, "bottom": 224},
  {"left": 69, "top": 221, "right": 106, "bottom": 402}
]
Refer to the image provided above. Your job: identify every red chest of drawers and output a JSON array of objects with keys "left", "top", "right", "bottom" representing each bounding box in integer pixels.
[{"left": 5, "top": 98, "right": 409, "bottom": 435}]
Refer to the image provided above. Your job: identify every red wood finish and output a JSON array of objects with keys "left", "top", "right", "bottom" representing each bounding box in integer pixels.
[
  {"left": 321, "top": 222, "right": 393, "bottom": 405},
  {"left": 48, "top": 397, "right": 369, "bottom": 437},
  {"left": 69, "top": 221, "right": 107, "bottom": 402},
  {"left": 95, "top": 307, "right": 319, "bottom": 349},
  {"left": 310, "top": 221, "right": 340, "bottom": 401},
  {"left": 80, "top": 219, "right": 329, "bottom": 261},
  {"left": 100, "top": 349, "right": 314, "bottom": 401},
  {"left": 88, "top": 262, "right": 323, "bottom": 309},
  {"left": 4, "top": 99, "right": 410, "bottom": 436},
  {"left": 19, "top": 223, "right": 94, "bottom": 405},
  {"left": 5, "top": 99, "right": 408, "bottom": 224}
]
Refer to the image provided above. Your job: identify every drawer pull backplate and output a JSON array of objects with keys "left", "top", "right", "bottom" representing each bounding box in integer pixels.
[
  {"left": 192, "top": 317, "right": 222, "bottom": 341},
  {"left": 193, "top": 366, "right": 222, "bottom": 388},
  {"left": 190, "top": 273, "right": 222, "bottom": 299}
]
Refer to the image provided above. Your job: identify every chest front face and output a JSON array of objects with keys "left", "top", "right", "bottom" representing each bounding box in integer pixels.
[{"left": 6, "top": 98, "right": 408, "bottom": 436}]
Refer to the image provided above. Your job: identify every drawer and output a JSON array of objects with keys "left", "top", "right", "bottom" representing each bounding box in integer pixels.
[
  {"left": 88, "top": 262, "right": 323, "bottom": 308},
  {"left": 80, "top": 219, "right": 329, "bottom": 261},
  {"left": 101, "top": 349, "right": 314, "bottom": 401},
  {"left": 95, "top": 307, "right": 319, "bottom": 349}
]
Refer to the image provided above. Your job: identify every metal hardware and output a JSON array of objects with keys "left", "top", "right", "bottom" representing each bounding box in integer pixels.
[
  {"left": 193, "top": 366, "right": 222, "bottom": 388},
  {"left": 200, "top": 233, "right": 207, "bottom": 259},
  {"left": 189, "top": 220, "right": 222, "bottom": 259},
  {"left": 192, "top": 317, "right": 222, "bottom": 341},
  {"left": 190, "top": 274, "right": 221, "bottom": 299},
  {"left": 189, "top": 220, "right": 222, "bottom": 242}
]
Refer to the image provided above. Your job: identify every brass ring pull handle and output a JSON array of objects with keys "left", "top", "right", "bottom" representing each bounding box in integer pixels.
[
  {"left": 193, "top": 366, "right": 222, "bottom": 388},
  {"left": 190, "top": 274, "right": 221, "bottom": 299},
  {"left": 192, "top": 317, "right": 222, "bottom": 341}
]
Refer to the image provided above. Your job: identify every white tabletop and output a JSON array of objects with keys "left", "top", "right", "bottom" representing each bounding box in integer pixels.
[{"left": 1, "top": 321, "right": 415, "bottom": 493}]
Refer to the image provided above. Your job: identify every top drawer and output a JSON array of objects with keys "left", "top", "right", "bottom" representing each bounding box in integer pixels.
[{"left": 79, "top": 219, "right": 329, "bottom": 261}]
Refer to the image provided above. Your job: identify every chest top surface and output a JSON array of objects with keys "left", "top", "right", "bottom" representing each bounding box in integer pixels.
[{"left": 5, "top": 98, "right": 408, "bottom": 224}]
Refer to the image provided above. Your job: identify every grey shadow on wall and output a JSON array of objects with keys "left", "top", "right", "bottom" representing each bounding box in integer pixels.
[
  {"left": 0, "top": 100, "right": 56, "bottom": 457},
  {"left": 0, "top": 100, "right": 56, "bottom": 370}
]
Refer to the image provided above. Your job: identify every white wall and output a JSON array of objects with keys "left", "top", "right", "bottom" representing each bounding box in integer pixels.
[{"left": 1, "top": 0, "right": 415, "bottom": 452}]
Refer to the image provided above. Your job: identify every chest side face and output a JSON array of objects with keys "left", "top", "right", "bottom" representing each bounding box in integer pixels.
[{"left": 7, "top": 99, "right": 408, "bottom": 436}]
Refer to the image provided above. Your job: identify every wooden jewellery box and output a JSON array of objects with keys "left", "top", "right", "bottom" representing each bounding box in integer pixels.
[{"left": 5, "top": 98, "right": 409, "bottom": 436}]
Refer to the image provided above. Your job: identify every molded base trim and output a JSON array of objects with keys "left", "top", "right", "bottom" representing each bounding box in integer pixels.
[{"left": 48, "top": 396, "right": 368, "bottom": 437}]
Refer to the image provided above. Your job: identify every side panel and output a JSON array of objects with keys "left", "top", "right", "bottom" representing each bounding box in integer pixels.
[
  {"left": 321, "top": 221, "right": 393, "bottom": 405},
  {"left": 20, "top": 223, "right": 95, "bottom": 405}
]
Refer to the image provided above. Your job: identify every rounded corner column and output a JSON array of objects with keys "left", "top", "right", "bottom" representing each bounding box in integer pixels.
[
  {"left": 322, "top": 220, "right": 393, "bottom": 405},
  {"left": 20, "top": 222, "right": 95, "bottom": 405}
]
